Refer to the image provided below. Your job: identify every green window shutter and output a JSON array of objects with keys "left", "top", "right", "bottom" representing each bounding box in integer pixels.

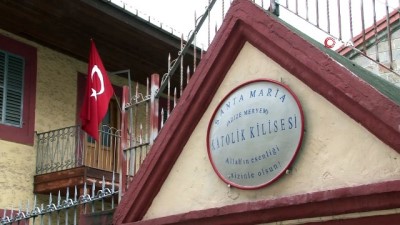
[
  {"left": 0, "top": 51, "right": 5, "bottom": 124},
  {"left": 0, "top": 52, "right": 4, "bottom": 86},
  {"left": 0, "top": 51, "right": 24, "bottom": 127}
]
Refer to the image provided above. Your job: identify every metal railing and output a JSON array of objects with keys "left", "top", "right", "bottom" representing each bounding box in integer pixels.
[
  {"left": 119, "top": 75, "right": 158, "bottom": 194},
  {"left": 275, "top": 0, "right": 400, "bottom": 85},
  {"left": 36, "top": 125, "right": 121, "bottom": 175},
  {"left": 143, "top": 0, "right": 400, "bottom": 136},
  {"left": 116, "top": 0, "right": 281, "bottom": 194},
  {"left": 114, "top": 0, "right": 400, "bottom": 136},
  {"left": 1, "top": 175, "right": 118, "bottom": 225},
  {"left": 117, "top": 0, "right": 400, "bottom": 193}
]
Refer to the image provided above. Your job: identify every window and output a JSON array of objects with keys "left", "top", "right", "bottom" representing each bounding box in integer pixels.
[
  {"left": 0, "top": 51, "right": 24, "bottom": 127},
  {"left": 0, "top": 34, "right": 37, "bottom": 145}
]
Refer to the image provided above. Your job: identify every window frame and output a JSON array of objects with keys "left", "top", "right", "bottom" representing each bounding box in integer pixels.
[{"left": 0, "top": 34, "right": 37, "bottom": 145}]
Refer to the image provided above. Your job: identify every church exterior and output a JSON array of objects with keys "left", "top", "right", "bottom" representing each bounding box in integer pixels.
[{"left": 114, "top": 0, "right": 400, "bottom": 224}]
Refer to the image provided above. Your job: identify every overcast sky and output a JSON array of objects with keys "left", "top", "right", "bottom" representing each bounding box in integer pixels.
[
  {"left": 114, "top": 0, "right": 400, "bottom": 50},
  {"left": 115, "top": 0, "right": 212, "bottom": 46}
]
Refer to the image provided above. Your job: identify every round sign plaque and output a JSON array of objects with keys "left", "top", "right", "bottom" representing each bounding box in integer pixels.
[{"left": 207, "top": 79, "right": 304, "bottom": 189}]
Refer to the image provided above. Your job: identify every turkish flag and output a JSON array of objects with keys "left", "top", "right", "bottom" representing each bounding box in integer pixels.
[{"left": 80, "top": 39, "right": 114, "bottom": 140}]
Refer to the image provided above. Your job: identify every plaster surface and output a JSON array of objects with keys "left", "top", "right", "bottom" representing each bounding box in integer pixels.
[
  {"left": 0, "top": 28, "right": 130, "bottom": 210},
  {"left": 143, "top": 42, "right": 400, "bottom": 220}
]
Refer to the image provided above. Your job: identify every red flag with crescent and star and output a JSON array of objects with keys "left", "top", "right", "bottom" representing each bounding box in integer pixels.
[{"left": 80, "top": 39, "right": 114, "bottom": 140}]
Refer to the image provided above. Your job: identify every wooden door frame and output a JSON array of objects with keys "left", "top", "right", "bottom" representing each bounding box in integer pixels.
[{"left": 76, "top": 72, "right": 123, "bottom": 169}]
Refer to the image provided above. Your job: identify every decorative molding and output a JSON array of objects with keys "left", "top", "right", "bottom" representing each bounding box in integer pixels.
[{"left": 114, "top": 0, "right": 400, "bottom": 224}]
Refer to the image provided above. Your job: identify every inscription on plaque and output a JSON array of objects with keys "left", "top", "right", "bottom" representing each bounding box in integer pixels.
[{"left": 207, "top": 79, "right": 304, "bottom": 189}]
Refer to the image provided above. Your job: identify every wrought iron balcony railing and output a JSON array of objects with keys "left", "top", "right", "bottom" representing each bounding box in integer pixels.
[{"left": 35, "top": 125, "right": 121, "bottom": 175}]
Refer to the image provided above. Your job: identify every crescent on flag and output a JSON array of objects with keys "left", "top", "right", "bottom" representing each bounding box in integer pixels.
[
  {"left": 80, "top": 39, "right": 114, "bottom": 140},
  {"left": 90, "top": 64, "right": 105, "bottom": 100}
]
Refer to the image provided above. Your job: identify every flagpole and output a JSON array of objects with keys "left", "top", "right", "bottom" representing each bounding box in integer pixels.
[
  {"left": 113, "top": 92, "right": 123, "bottom": 114},
  {"left": 109, "top": 70, "right": 132, "bottom": 115}
]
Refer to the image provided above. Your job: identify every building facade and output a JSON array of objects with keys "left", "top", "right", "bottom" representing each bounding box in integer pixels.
[
  {"left": 114, "top": 1, "right": 400, "bottom": 224},
  {"left": 0, "top": 0, "right": 196, "bottom": 223}
]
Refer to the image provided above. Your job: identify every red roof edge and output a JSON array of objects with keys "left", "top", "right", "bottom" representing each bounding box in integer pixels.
[
  {"left": 337, "top": 8, "right": 400, "bottom": 55},
  {"left": 120, "top": 179, "right": 400, "bottom": 225}
]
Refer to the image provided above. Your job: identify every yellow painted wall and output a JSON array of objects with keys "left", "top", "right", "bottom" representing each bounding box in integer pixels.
[
  {"left": 0, "top": 141, "right": 34, "bottom": 210},
  {"left": 0, "top": 29, "right": 134, "bottom": 211},
  {"left": 0, "top": 29, "right": 87, "bottom": 210},
  {"left": 143, "top": 42, "right": 400, "bottom": 219}
]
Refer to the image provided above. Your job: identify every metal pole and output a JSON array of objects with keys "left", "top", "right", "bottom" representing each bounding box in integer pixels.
[{"left": 156, "top": 0, "right": 218, "bottom": 98}]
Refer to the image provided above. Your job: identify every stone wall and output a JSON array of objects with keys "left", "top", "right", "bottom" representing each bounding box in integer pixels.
[{"left": 351, "top": 28, "right": 400, "bottom": 87}]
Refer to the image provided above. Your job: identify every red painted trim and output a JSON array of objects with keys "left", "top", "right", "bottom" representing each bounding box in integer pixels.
[
  {"left": 229, "top": 5, "right": 400, "bottom": 151},
  {"left": 79, "top": 209, "right": 114, "bottom": 225},
  {"left": 337, "top": 8, "right": 400, "bottom": 55},
  {"left": 120, "top": 85, "right": 130, "bottom": 195},
  {"left": 0, "top": 34, "right": 36, "bottom": 145},
  {"left": 114, "top": 2, "right": 245, "bottom": 223},
  {"left": 114, "top": 0, "right": 400, "bottom": 224},
  {"left": 302, "top": 213, "right": 400, "bottom": 225},
  {"left": 122, "top": 180, "right": 400, "bottom": 225},
  {"left": 206, "top": 79, "right": 305, "bottom": 190},
  {"left": 149, "top": 73, "right": 160, "bottom": 145}
]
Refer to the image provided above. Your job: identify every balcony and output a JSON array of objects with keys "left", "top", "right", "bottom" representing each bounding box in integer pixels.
[{"left": 34, "top": 125, "right": 121, "bottom": 195}]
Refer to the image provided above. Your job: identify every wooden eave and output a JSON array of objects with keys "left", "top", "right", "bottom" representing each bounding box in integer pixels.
[{"left": 0, "top": 0, "right": 200, "bottom": 85}]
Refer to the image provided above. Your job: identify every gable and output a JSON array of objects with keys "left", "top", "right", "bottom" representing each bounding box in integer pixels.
[
  {"left": 144, "top": 42, "right": 400, "bottom": 219},
  {"left": 114, "top": 0, "right": 400, "bottom": 224}
]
